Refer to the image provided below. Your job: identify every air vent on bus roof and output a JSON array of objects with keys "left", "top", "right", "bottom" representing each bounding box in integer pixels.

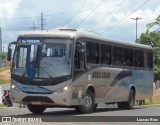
[{"left": 59, "top": 29, "right": 77, "bottom": 31}]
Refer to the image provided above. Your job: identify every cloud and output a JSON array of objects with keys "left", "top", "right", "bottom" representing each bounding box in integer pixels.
[
  {"left": 0, "top": 0, "right": 160, "bottom": 46},
  {"left": 0, "top": 0, "right": 21, "bottom": 20}
]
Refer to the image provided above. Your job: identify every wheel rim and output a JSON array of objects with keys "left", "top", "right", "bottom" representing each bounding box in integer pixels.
[{"left": 83, "top": 94, "right": 93, "bottom": 110}]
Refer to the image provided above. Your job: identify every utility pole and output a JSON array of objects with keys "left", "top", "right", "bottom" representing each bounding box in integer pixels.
[
  {"left": 31, "top": 22, "right": 39, "bottom": 31},
  {"left": 131, "top": 17, "right": 142, "bottom": 41},
  {"left": 40, "top": 13, "right": 45, "bottom": 30},
  {"left": 0, "top": 27, "right": 2, "bottom": 53}
]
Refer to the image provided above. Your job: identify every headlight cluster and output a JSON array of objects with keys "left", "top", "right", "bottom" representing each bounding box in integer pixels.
[
  {"left": 11, "top": 84, "right": 16, "bottom": 89},
  {"left": 56, "top": 86, "right": 68, "bottom": 93},
  {"left": 11, "top": 82, "right": 20, "bottom": 92}
]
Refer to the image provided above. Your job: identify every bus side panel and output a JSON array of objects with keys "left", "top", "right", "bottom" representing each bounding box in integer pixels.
[
  {"left": 72, "top": 67, "right": 132, "bottom": 104},
  {"left": 132, "top": 69, "right": 153, "bottom": 100},
  {"left": 104, "top": 68, "right": 132, "bottom": 103},
  {"left": 72, "top": 67, "right": 153, "bottom": 105},
  {"left": 72, "top": 67, "right": 114, "bottom": 104}
]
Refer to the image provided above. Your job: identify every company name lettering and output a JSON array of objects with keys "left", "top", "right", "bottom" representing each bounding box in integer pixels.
[{"left": 92, "top": 71, "right": 110, "bottom": 78}]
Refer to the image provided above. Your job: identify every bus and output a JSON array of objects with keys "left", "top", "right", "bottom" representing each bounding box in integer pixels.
[{"left": 7, "top": 29, "right": 154, "bottom": 114}]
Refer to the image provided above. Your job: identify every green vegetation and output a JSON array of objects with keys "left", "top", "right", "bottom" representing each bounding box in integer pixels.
[
  {"left": 0, "top": 104, "right": 5, "bottom": 108},
  {"left": 138, "top": 15, "right": 160, "bottom": 82},
  {"left": 135, "top": 102, "right": 160, "bottom": 106},
  {"left": 0, "top": 66, "right": 10, "bottom": 72},
  {"left": 0, "top": 52, "right": 7, "bottom": 59},
  {"left": 0, "top": 80, "right": 10, "bottom": 85},
  {"left": 145, "top": 101, "right": 160, "bottom": 105},
  {"left": 0, "top": 65, "right": 11, "bottom": 84}
]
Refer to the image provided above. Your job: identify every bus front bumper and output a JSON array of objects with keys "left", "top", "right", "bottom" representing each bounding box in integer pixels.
[{"left": 11, "top": 85, "right": 84, "bottom": 106}]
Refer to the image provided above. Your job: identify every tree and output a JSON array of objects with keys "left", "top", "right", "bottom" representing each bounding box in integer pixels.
[
  {"left": 139, "top": 15, "right": 160, "bottom": 82},
  {"left": 147, "top": 15, "right": 160, "bottom": 32},
  {"left": 0, "top": 52, "right": 7, "bottom": 59}
]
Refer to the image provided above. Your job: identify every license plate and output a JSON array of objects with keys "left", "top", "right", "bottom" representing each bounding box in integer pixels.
[{"left": 31, "top": 101, "right": 43, "bottom": 105}]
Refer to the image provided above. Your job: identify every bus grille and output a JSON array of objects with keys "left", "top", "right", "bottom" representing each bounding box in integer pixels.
[{"left": 22, "top": 96, "right": 54, "bottom": 104}]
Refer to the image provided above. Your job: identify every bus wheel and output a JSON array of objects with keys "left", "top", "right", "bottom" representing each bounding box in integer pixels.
[
  {"left": 94, "top": 104, "right": 98, "bottom": 111},
  {"left": 127, "top": 89, "right": 135, "bottom": 109},
  {"left": 118, "top": 89, "right": 135, "bottom": 110},
  {"left": 75, "top": 91, "right": 95, "bottom": 114},
  {"left": 27, "top": 104, "right": 46, "bottom": 114}
]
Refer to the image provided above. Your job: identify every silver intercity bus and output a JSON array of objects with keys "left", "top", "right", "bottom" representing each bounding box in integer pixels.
[{"left": 7, "top": 29, "right": 154, "bottom": 114}]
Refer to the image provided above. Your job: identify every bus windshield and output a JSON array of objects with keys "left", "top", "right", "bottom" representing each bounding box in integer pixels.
[{"left": 13, "top": 38, "right": 73, "bottom": 78}]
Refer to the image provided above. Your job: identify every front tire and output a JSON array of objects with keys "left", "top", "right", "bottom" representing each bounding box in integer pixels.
[
  {"left": 75, "top": 91, "right": 95, "bottom": 114},
  {"left": 27, "top": 104, "right": 46, "bottom": 114},
  {"left": 118, "top": 89, "right": 135, "bottom": 110}
]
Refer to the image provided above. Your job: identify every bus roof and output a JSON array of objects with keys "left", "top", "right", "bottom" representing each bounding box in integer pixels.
[{"left": 18, "top": 29, "right": 152, "bottom": 50}]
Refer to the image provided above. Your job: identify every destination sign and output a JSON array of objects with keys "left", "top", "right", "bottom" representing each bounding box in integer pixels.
[{"left": 22, "top": 39, "right": 40, "bottom": 44}]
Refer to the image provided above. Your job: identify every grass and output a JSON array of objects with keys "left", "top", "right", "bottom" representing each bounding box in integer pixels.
[
  {"left": 0, "top": 64, "right": 11, "bottom": 84},
  {"left": 0, "top": 104, "right": 5, "bottom": 108},
  {"left": 0, "top": 80, "right": 10, "bottom": 85},
  {"left": 145, "top": 101, "right": 160, "bottom": 105},
  {"left": 135, "top": 99, "right": 160, "bottom": 106},
  {"left": 0, "top": 65, "right": 10, "bottom": 72}
]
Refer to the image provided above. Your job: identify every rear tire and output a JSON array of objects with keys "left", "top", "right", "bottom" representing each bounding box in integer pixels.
[
  {"left": 118, "top": 89, "right": 135, "bottom": 110},
  {"left": 94, "top": 104, "right": 98, "bottom": 111},
  {"left": 75, "top": 91, "right": 95, "bottom": 114},
  {"left": 27, "top": 104, "right": 46, "bottom": 114}
]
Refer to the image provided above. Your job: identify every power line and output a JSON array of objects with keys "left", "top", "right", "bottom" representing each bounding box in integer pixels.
[
  {"left": 62, "top": 0, "right": 88, "bottom": 27},
  {"left": 47, "top": 0, "right": 75, "bottom": 26},
  {"left": 86, "top": 0, "right": 128, "bottom": 31},
  {"left": 29, "top": 22, "right": 39, "bottom": 31},
  {"left": 75, "top": 0, "right": 105, "bottom": 28},
  {"left": 0, "top": 0, "right": 151, "bottom": 32},
  {"left": 0, "top": 15, "right": 40, "bottom": 21},
  {"left": 0, "top": 0, "right": 145, "bottom": 21},
  {"left": 100, "top": 0, "right": 151, "bottom": 35}
]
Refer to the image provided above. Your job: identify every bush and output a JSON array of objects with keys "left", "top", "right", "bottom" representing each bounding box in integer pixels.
[{"left": 0, "top": 52, "right": 7, "bottom": 59}]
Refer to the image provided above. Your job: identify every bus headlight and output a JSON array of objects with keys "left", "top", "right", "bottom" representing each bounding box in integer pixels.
[
  {"left": 11, "top": 84, "right": 20, "bottom": 92},
  {"left": 64, "top": 86, "right": 68, "bottom": 91},
  {"left": 11, "top": 84, "right": 16, "bottom": 89},
  {"left": 56, "top": 86, "right": 68, "bottom": 93}
]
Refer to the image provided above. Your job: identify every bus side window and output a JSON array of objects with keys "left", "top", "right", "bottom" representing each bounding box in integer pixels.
[
  {"left": 74, "top": 41, "right": 85, "bottom": 70},
  {"left": 100, "top": 44, "right": 111, "bottom": 65},
  {"left": 124, "top": 48, "right": 133, "bottom": 67},
  {"left": 86, "top": 42, "right": 99, "bottom": 64},
  {"left": 113, "top": 46, "right": 123, "bottom": 66},
  {"left": 147, "top": 52, "right": 153, "bottom": 69},
  {"left": 134, "top": 50, "right": 143, "bottom": 68}
]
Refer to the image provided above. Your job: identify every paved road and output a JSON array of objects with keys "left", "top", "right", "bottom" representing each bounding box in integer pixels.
[
  {"left": 0, "top": 83, "right": 10, "bottom": 90},
  {"left": 0, "top": 105, "right": 160, "bottom": 123},
  {"left": 1, "top": 105, "right": 160, "bottom": 116}
]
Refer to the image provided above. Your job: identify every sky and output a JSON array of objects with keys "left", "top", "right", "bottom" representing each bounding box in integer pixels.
[{"left": 0, "top": 0, "right": 160, "bottom": 51}]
